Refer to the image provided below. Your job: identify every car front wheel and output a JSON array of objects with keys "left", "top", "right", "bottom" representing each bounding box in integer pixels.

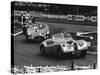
[
  {"left": 25, "top": 34, "right": 30, "bottom": 41},
  {"left": 38, "top": 36, "right": 45, "bottom": 42},
  {"left": 40, "top": 45, "right": 46, "bottom": 56},
  {"left": 80, "top": 50, "right": 87, "bottom": 58},
  {"left": 57, "top": 46, "right": 64, "bottom": 58}
]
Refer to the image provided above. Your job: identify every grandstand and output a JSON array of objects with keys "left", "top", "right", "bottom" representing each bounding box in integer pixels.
[{"left": 11, "top": 1, "right": 97, "bottom": 16}]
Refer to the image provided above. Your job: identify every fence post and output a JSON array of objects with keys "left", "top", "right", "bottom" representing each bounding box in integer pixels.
[
  {"left": 39, "top": 68, "right": 41, "bottom": 72},
  {"left": 93, "top": 63, "right": 96, "bottom": 69},
  {"left": 71, "top": 60, "right": 74, "bottom": 70}
]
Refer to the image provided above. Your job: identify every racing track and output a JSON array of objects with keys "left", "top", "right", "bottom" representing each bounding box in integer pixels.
[{"left": 14, "top": 22, "right": 97, "bottom": 67}]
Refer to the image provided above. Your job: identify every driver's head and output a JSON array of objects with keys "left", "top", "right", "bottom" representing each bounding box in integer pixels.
[{"left": 40, "top": 24, "right": 43, "bottom": 28}]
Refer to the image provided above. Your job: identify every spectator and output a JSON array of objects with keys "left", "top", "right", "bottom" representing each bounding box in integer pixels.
[{"left": 32, "top": 16, "right": 35, "bottom": 23}]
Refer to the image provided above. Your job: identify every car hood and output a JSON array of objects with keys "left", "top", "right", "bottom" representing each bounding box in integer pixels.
[{"left": 44, "top": 38, "right": 75, "bottom": 45}]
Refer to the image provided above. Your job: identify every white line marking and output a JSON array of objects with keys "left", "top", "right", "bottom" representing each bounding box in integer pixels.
[
  {"left": 12, "top": 31, "right": 23, "bottom": 37},
  {"left": 87, "top": 51, "right": 97, "bottom": 55}
]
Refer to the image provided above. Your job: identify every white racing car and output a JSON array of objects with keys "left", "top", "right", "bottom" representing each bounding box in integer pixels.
[
  {"left": 25, "top": 23, "right": 50, "bottom": 42},
  {"left": 40, "top": 32, "right": 88, "bottom": 58}
]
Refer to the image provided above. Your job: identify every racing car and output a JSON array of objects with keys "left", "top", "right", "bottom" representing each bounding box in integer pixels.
[
  {"left": 25, "top": 23, "right": 50, "bottom": 42},
  {"left": 76, "top": 31, "right": 97, "bottom": 48},
  {"left": 40, "top": 32, "right": 88, "bottom": 58},
  {"left": 76, "top": 31, "right": 97, "bottom": 41}
]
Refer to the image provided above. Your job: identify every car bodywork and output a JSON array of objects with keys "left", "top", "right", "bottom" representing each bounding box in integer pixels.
[
  {"left": 40, "top": 32, "right": 88, "bottom": 58},
  {"left": 25, "top": 23, "right": 50, "bottom": 41},
  {"left": 76, "top": 31, "right": 97, "bottom": 48},
  {"left": 76, "top": 31, "right": 97, "bottom": 41}
]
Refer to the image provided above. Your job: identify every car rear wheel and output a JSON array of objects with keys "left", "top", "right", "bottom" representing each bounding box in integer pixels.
[{"left": 40, "top": 45, "right": 46, "bottom": 56}]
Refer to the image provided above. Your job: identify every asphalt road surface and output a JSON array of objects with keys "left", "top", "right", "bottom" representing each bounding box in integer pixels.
[{"left": 14, "top": 34, "right": 97, "bottom": 67}]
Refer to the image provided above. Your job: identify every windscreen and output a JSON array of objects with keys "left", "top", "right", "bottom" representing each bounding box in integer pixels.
[
  {"left": 53, "top": 33, "right": 64, "bottom": 39},
  {"left": 46, "top": 40, "right": 54, "bottom": 45},
  {"left": 63, "top": 32, "right": 72, "bottom": 38},
  {"left": 31, "top": 24, "right": 46, "bottom": 30}
]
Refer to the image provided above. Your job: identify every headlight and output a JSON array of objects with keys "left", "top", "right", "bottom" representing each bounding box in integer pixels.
[
  {"left": 63, "top": 47, "right": 66, "bottom": 51},
  {"left": 39, "top": 33, "right": 42, "bottom": 35},
  {"left": 90, "top": 37, "right": 93, "bottom": 39},
  {"left": 62, "top": 44, "right": 66, "bottom": 50},
  {"left": 27, "top": 32, "right": 31, "bottom": 35},
  {"left": 39, "top": 32, "right": 44, "bottom": 35}
]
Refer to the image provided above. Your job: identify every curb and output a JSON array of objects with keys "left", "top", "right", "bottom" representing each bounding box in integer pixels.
[
  {"left": 87, "top": 51, "right": 97, "bottom": 55},
  {"left": 12, "top": 31, "right": 23, "bottom": 37}
]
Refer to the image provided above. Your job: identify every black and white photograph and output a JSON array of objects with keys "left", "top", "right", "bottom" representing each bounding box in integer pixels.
[{"left": 11, "top": 1, "right": 97, "bottom": 74}]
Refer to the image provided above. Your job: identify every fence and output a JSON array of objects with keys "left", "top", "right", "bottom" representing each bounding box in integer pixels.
[{"left": 11, "top": 62, "right": 97, "bottom": 74}]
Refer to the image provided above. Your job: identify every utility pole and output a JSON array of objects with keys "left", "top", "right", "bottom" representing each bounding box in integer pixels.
[{"left": 76, "top": 6, "right": 79, "bottom": 15}]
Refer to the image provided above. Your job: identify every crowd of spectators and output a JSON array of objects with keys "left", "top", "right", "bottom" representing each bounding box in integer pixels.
[{"left": 11, "top": 1, "right": 97, "bottom": 16}]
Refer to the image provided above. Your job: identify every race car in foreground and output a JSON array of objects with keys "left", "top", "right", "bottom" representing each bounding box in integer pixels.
[
  {"left": 40, "top": 32, "right": 88, "bottom": 58},
  {"left": 25, "top": 23, "right": 50, "bottom": 42}
]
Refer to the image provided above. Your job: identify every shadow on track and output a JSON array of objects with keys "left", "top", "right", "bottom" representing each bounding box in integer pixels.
[{"left": 37, "top": 53, "right": 86, "bottom": 60}]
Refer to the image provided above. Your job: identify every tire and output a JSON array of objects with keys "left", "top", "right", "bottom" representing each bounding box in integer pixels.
[
  {"left": 40, "top": 45, "right": 46, "bottom": 56},
  {"left": 23, "top": 27, "right": 27, "bottom": 35},
  {"left": 56, "top": 46, "right": 64, "bottom": 58},
  {"left": 74, "top": 43, "right": 78, "bottom": 51},
  {"left": 26, "top": 37, "right": 29, "bottom": 42},
  {"left": 74, "top": 43, "right": 86, "bottom": 57},
  {"left": 80, "top": 50, "right": 87, "bottom": 58},
  {"left": 38, "top": 36, "right": 45, "bottom": 42},
  {"left": 25, "top": 34, "right": 29, "bottom": 41}
]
